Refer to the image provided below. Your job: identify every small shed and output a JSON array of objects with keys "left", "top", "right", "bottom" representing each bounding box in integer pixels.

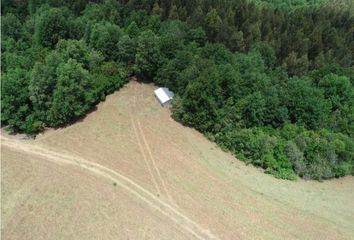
[{"left": 154, "top": 87, "right": 174, "bottom": 107}]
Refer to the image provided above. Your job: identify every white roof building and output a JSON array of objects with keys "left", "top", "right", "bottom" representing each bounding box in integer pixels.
[{"left": 154, "top": 87, "right": 174, "bottom": 106}]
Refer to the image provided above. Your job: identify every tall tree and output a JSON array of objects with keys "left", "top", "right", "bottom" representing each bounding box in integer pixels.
[
  {"left": 29, "top": 52, "right": 62, "bottom": 120},
  {"left": 34, "top": 7, "right": 72, "bottom": 48},
  {"left": 1, "top": 68, "right": 33, "bottom": 132},
  {"left": 126, "top": 21, "right": 140, "bottom": 38},
  {"left": 205, "top": 8, "right": 222, "bottom": 40},
  {"left": 283, "top": 52, "right": 309, "bottom": 76},
  {"left": 48, "top": 59, "right": 92, "bottom": 126},
  {"left": 229, "top": 30, "right": 245, "bottom": 52},
  {"left": 187, "top": 5, "right": 204, "bottom": 27},
  {"left": 168, "top": 4, "right": 179, "bottom": 20},
  {"left": 1, "top": 13, "right": 23, "bottom": 41},
  {"left": 134, "top": 30, "right": 162, "bottom": 79},
  {"left": 88, "top": 22, "right": 123, "bottom": 61},
  {"left": 151, "top": 1, "right": 162, "bottom": 16}
]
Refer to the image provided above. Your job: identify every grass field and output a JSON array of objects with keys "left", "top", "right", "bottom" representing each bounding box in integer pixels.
[{"left": 2, "top": 81, "right": 354, "bottom": 239}]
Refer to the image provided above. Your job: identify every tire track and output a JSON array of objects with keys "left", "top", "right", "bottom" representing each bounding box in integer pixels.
[
  {"left": 137, "top": 119, "right": 176, "bottom": 206},
  {"left": 130, "top": 117, "right": 162, "bottom": 196},
  {"left": 129, "top": 81, "right": 162, "bottom": 196},
  {"left": 130, "top": 81, "right": 175, "bottom": 204},
  {"left": 144, "top": 125, "right": 228, "bottom": 187},
  {"left": 1, "top": 137, "right": 219, "bottom": 240}
]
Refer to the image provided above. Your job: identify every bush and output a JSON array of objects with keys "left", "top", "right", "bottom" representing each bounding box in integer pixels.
[{"left": 91, "top": 62, "right": 125, "bottom": 102}]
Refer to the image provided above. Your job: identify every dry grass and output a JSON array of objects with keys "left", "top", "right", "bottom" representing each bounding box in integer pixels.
[{"left": 2, "top": 81, "right": 354, "bottom": 239}]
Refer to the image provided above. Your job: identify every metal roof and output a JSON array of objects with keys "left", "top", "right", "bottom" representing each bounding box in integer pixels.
[{"left": 154, "top": 87, "right": 174, "bottom": 104}]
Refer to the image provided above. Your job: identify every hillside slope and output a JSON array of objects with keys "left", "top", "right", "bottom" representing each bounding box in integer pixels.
[{"left": 2, "top": 81, "right": 354, "bottom": 239}]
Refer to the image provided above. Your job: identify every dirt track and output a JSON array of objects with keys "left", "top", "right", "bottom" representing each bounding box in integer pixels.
[
  {"left": 2, "top": 81, "right": 354, "bottom": 240},
  {"left": 1, "top": 135, "right": 218, "bottom": 240}
]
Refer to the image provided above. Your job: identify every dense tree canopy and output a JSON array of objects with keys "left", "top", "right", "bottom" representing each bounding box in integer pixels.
[
  {"left": 34, "top": 7, "right": 73, "bottom": 48},
  {"left": 1, "top": 0, "right": 353, "bottom": 180},
  {"left": 48, "top": 59, "right": 93, "bottom": 126}
]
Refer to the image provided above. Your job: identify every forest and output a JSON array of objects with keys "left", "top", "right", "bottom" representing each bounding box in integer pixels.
[{"left": 1, "top": 0, "right": 353, "bottom": 180}]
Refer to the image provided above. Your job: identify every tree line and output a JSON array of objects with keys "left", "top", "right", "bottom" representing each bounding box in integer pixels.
[
  {"left": 1, "top": 0, "right": 353, "bottom": 180},
  {"left": 122, "top": 0, "right": 353, "bottom": 75}
]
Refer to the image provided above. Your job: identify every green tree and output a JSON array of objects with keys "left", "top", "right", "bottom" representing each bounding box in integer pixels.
[
  {"left": 179, "top": 61, "right": 223, "bottom": 132},
  {"left": 117, "top": 35, "right": 137, "bottom": 63},
  {"left": 1, "top": 38, "right": 33, "bottom": 71},
  {"left": 29, "top": 0, "right": 46, "bottom": 15},
  {"left": 81, "top": 3, "right": 105, "bottom": 22},
  {"left": 225, "top": 8, "right": 235, "bottom": 26},
  {"left": 188, "top": 5, "right": 204, "bottom": 27},
  {"left": 237, "top": 91, "right": 267, "bottom": 127},
  {"left": 101, "top": 0, "right": 122, "bottom": 24},
  {"left": 287, "top": 77, "right": 331, "bottom": 129},
  {"left": 48, "top": 59, "right": 93, "bottom": 126},
  {"left": 309, "top": 26, "right": 324, "bottom": 59},
  {"left": 314, "top": 51, "right": 326, "bottom": 69},
  {"left": 1, "top": 68, "right": 36, "bottom": 132},
  {"left": 81, "top": 0, "right": 121, "bottom": 24},
  {"left": 245, "top": 23, "right": 261, "bottom": 49},
  {"left": 151, "top": 1, "right": 162, "bottom": 16},
  {"left": 205, "top": 8, "right": 222, "bottom": 40},
  {"left": 56, "top": 39, "right": 92, "bottom": 70},
  {"left": 34, "top": 7, "right": 73, "bottom": 48},
  {"left": 168, "top": 4, "right": 179, "bottom": 20},
  {"left": 1, "top": 13, "right": 23, "bottom": 41},
  {"left": 318, "top": 74, "right": 353, "bottom": 111},
  {"left": 126, "top": 21, "right": 140, "bottom": 38},
  {"left": 283, "top": 52, "right": 309, "bottom": 76},
  {"left": 134, "top": 30, "right": 162, "bottom": 79},
  {"left": 29, "top": 51, "right": 63, "bottom": 121},
  {"left": 88, "top": 22, "right": 123, "bottom": 61},
  {"left": 178, "top": 6, "right": 187, "bottom": 21},
  {"left": 187, "top": 27, "right": 207, "bottom": 46},
  {"left": 229, "top": 31, "right": 246, "bottom": 52},
  {"left": 147, "top": 15, "right": 162, "bottom": 33},
  {"left": 30, "top": 39, "right": 96, "bottom": 121},
  {"left": 252, "top": 42, "right": 276, "bottom": 68}
]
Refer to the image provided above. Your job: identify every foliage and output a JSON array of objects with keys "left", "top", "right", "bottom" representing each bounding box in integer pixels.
[
  {"left": 30, "top": 51, "right": 63, "bottom": 121},
  {"left": 1, "top": 68, "right": 40, "bottom": 134},
  {"left": 129, "top": 0, "right": 353, "bottom": 71},
  {"left": 88, "top": 22, "right": 123, "bottom": 61},
  {"left": 134, "top": 30, "right": 162, "bottom": 79},
  {"left": 47, "top": 59, "right": 93, "bottom": 126},
  {"left": 253, "top": 0, "right": 328, "bottom": 9},
  {"left": 34, "top": 7, "right": 73, "bottom": 48},
  {"left": 1, "top": 0, "right": 353, "bottom": 181},
  {"left": 1, "top": 13, "right": 23, "bottom": 41},
  {"left": 162, "top": 41, "right": 353, "bottom": 180}
]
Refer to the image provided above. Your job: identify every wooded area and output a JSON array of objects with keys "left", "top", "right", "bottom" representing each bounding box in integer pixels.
[{"left": 1, "top": 0, "right": 353, "bottom": 180}]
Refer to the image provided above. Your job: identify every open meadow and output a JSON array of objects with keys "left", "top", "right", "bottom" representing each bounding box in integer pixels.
[{"left": 2, "top": 81, "right": 354, "bottom": 240}]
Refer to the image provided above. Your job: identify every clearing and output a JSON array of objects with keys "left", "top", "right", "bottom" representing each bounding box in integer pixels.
[{"left": 2, "top": 81, "right": 354, "bottom": 240}]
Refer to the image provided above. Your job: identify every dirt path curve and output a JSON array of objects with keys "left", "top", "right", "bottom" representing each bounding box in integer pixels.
[{"left": 1, "top": 136, "right": 219, "bottom": 240}]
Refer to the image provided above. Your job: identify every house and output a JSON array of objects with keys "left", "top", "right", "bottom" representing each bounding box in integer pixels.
[{"left": 154, "top": 87, "right": 174, "bottom": 107}]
